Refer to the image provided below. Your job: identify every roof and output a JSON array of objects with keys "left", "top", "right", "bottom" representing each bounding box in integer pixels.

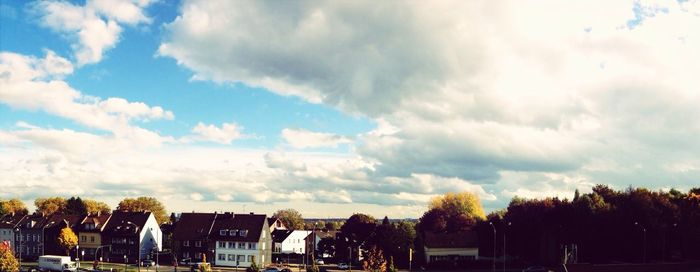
[
  {"left": 103, "top": 210, "right": 152, "bottom": 236},
  {"left": 42, "top": 213, "right": 82, "bottom": 230},
  {"left": 271, "top": 229, "right": 292, "bottom": 243},
  {"left": 312, "top": 230, "right": 338, "bottom": 240},
  {"left": 172, "top": 212, "right": 217, "bottom": 241},
  {"left": 77, "top": 213, "right": 112, "bottom": 232},
  {"left": 423, "top": 231, "right": 479, "bottom": 249},
  {"left": 210, "top": 213, "right": 267, "bottom": 242},
  {"left": 0, "top": 213, "right": 27, "bottom": 229}
]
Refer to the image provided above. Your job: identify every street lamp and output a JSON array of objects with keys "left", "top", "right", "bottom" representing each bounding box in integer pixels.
[
  {"left": 42, "top": 221, "right": 55, "bottom": 256},
  {"left": 489, "top": 222, "right": 496, "bottom": 272},
  {"left": 503, "top": 222, "right": 511, "bottom": 272},
  {"left": 14, "top": 227, "right": 22, "bottom": 271},
  {"left": 634, "top": 222, "right": 647, "bottom": 263},
  {"left": 126, "top": 221, "right": 141, "bottom": 272}
]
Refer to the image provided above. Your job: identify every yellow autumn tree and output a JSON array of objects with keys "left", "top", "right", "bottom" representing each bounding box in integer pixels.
[
  {"left": 429, "top": 191, "right": 486, "bottom": 221},
  {"left": 117, "top": 197, "right": 169, "bottom": 224},
  {"left": 0, "top": 243, "right": 19, "bottom": 272},
  {"left": 57, "top": 227, "right": 78, "bottom": 255},
  {"left": 35, "top": 197, "right": 67, "bottom": 215}
]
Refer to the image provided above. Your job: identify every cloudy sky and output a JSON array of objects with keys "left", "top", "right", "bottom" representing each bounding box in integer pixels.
[{"left": 2, "top": 0, "right": 700, "bottom": 218}]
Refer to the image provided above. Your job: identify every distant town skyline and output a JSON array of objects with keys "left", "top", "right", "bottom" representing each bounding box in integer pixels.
[{"left": 2, "top": 0, "right": 700, "bottom": 218}]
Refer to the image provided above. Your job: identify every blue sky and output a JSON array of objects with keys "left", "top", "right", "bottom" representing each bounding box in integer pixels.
[{"left": 2, "top": 0, "right": 700, "bottom": 218}]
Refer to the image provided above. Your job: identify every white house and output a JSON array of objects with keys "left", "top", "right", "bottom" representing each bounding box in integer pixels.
[
  {"left": 103, "top": 211, "right": 162, "bottom": 263},
  {"left": 278, "top": 230, "right": 311, "bottom": 254},
  {"left": 212, "top": 213, "right": 272, "bottom": 268},
  {"left": 423, "top": 231, "right": 479, "bottom": 264}
]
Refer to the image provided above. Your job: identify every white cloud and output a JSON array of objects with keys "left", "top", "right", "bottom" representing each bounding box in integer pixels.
[
  {"left": 0, "top": 51, "right": 174, "bottom": 149},
  {"left": 188, "top": 122, "right": 244, "bottom": 144},
  {"left": 32, "top": 0, "right": 154, "bottom": 66},
  {"left": 158, "top": 0, "right": 700, "bottom": 208},
  {"left": 281, "top": 128, "right": 352, "bottom": 149}
]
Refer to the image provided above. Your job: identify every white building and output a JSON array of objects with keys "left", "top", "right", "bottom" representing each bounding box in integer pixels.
[
  {"left": 211, "top": 213, "right": 272, "bottom": 268},
  {"left": 423, "top": 231, "right": 479, "bottom": 264},
  {"left": 279, "top": 230, "right": 311, "bottom": 254}
]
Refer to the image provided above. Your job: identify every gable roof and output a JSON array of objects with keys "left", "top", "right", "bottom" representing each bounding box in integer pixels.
[
  {"left": 77, "top": 212, "right": 112, "bottom": 232},
  {"left": 424, "top": 231, "right": 478, "bottom": 249},
  {"left": 210, "top": 213, "right": 267, "bottom": 242},
  {"left": 172, "top": 212, "right": 217, "bottom": 241},
  {"left": 42, "top": 213, "right": 82, "bottom": 230},
  {"left": 103, "top": 210, "right": 152, "bottom": 235},
  {"left": 0, "top": 213, "right": 27, "bottom": 229},
  {"left": 271, "top": 229, "right": 292, "bottom": 243}
]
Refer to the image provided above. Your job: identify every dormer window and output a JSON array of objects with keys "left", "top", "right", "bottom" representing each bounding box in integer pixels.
[
  {"left": 229, "top": 229, "right": 237, "bottom": 236},
  {"left": 220, "top": 229, "right": 227, "bottom": 236},
  {"left": 240, "top": 230, "right": 248, "bottom": 237}
]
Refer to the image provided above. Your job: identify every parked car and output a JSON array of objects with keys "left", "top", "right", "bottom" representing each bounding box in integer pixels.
[
  {"left": 337, "top": 263, "right": 349, "bottom": 269},
  {"left": 280, "top": 268, "right": 292, "bottom": 272},
  {"left": 315, "top": 259, "right": 324, "bottom": 265},
  {"left": 141, "top": 260, "right": 155, "bottom": 267},
  {"left": 522, "top": 266, "right": 548, "bottom": 272},
  {"left": 263, "top": 268, "right": 280, "bottom": 272}
]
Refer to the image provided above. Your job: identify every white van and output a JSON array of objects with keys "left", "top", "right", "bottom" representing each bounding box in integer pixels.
[{"left": 38, "top": 255, "right": 77, "bottom": 272}]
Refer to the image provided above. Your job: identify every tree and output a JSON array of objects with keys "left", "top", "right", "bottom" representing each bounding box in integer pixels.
[
  {"left": 117, "top": 197, "right": 169, "bottom": 224},
  {"left": 341, "top": 214, "right": 376, "bottom": 244},
  {"left": 83, "top": 199, "right": 111, "bottom": 214},
  {"left": 246, "top": 257, "right": 259, "bottom": 272},
  {"left": 387, "top": 256, "right": 398, "bottom": 272},
  {"left": 65, "top": 197, "right": 87, "bottom": 215},
  {"left": 0, "top": 199, "right": 28, "bottom": 216},
  {"left": 272, "top": 209, "right": 304, "bottom": 230},
  {"left": 0, "top": 242, "right": 19, "bottom": 272},
  {"left": 318, "top": 237, "right": 335, "bottom": 257},
  {"left": 362, "top": 246, "right": 387, "bottom": 272},
  {"left": 429, "top": 191, "right": 486, "bottom": 221},
  {"left": 35, "top": 197, "right": 66, "bottom": 215},
  {"left": 57, "top": 227, "right": 78, "bottom": 255},
  {"left": 325, "top": 222, "right": 337, "bottom": 230}
]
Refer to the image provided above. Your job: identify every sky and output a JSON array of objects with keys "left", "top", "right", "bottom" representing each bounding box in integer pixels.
[{"left": 2, "top": 0, "right": 700, "bottom": 219}]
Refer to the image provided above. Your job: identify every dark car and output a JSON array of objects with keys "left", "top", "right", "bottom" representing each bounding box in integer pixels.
[{"left": 141, "top": 260, "right": 155, "bottom": 267}]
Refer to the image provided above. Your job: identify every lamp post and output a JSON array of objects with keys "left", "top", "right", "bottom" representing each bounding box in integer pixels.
[
  {"left": 42, "top": 221, "right": 55, "bottom": 256},
  {"left": 489, "top": 222, "right": 496, "bottom": 272},
  {"left": 634, "top": 222, "right": 647, "bottom": 263},
  {"left": 126, "top": 221, "right": 141, "bottom": 272},
  {"left": 125, "top": 254, "right": 128, "bottom": 271},
  {"left": 95, "top": 245, "right": 111, "bottom": 271},
  {"left": 14, "top": 227, "right": 22, "bottom": 271},
  {"left": 503, "top": 222, "right": 511, "bottom": 272}
]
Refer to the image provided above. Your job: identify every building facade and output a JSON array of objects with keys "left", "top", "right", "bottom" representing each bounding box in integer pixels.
[
  {"left": 423, "top": 231, "right": 479, "bottom": 265},
  {"left": 0, "top": 213, "right": 26, "bottom": 252},
  {"left": 76, "top": 212, "right": 112, "bottom": 261},
  {"left": 103, "top": 211, "right": 162, "bottom": 263},
  {"left": 172, "top": 212, "right": 218, "bottom": 263},
  {"left": 211, "top": 213, "right": 271, "bottom": 268}
]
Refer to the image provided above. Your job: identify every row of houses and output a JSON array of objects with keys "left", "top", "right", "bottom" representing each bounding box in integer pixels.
[
  {"left": 1, "top": 210, "right": 480, "bottom": 268},
  {"left": 0, "top": 211, "right": 161, "bottom": 264}
]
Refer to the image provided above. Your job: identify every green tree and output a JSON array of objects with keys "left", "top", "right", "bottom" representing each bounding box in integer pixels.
[
  {"left": 325, "top": 222, "right": 337, "bottom": 230},
  {"left": 35, "top": 197, "right": 67, "bottom": 215},
  {"left": 65, "top": 197, "right": 87, "bottom": 215},
  {"left": 0, "top": 243, "right": 19, "bottom": 272},
  {"left": 318, "top": 237, "right": 335, "bottom": 257},
  {"left": 117, "top": 197, "right": 169, "bottom": 224},
  {"left": 57, "top": 227, "right": 78, "bottom": 255},
  {"left": 387, "top": 256, "right": 398, "bottom": 272},
  {"left": 272, "top": 209, "right": 304, "bottom": 230}
]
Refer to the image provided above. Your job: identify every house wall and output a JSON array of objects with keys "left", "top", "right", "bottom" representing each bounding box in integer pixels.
[
  {"left": 0, "top": 228, "right": 15, "bottom": 251},
  {"left": 280, "top": 231, "right": 310, "bottom": 254},
  {"left": 424, "top": 246, "right": 479, "bottom": 263},
  {"left": 139, "top": 214, "right": 162, "bottom": 259},
  {"left": 214, "top": 241, "right": 263, "bottom": 267}
]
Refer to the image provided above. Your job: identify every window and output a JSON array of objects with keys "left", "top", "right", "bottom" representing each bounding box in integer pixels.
[
  {"left": 195, "top": 253, "right": 202, "bottom": 259},
  {"left": 218, "top": 241, "right": 225, "bottom": 248},
  {"left": 228, "top": 254, "right": 235, "bottom": 261},
  {"left": 90, "top": 236, "right": 95, "bottom": 243},
  {"left": 183, "top": 252, "right": 189, "bottom": 258},
  {"left": 247, "top": 255, "right": 254, "bottom": 262},
  {"left": 218, "top": 254, "right": 225, "bottom": 261},
  {"left": 239, "top": 230, "right": 248, "bottom": 237},
  {"left": 230, "top": 229, "right": 237, "bottom": 236},
  {"left": 195, "top": 241, "right": 202, "bottom": 247},
  {"left": 238, "top": 242, "right": 245, "bottom": 249},
  {"left": 262, "top": 243, "right": 265, "bottom": 250},
  {"left": 237, "top": 255, "right": 245, "bottom": 262},
  {"left": 248, "top": 243, "right": 256, "bottom": 250},
  {"left": 228, "top": 242, "right": 235, "bottom": 248},
  {"left": 128, "top": 239, "right": 135, "bottom": 245},
  {"left": 81, "top": 236, "right": 87, "bottom": 242},
  {"left": 220, "top": 229, "right": 227, "bottom": 236},
  {"left": 262, "top": 231, "right": 266, "bottom": 238},
  {"left": 183, "top": 240, "right": 190, "bottom": 247}
]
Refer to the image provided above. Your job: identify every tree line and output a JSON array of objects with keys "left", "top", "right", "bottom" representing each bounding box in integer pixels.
[{"left": 0, "top": 196, "right": 170, "bottom": 224}]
